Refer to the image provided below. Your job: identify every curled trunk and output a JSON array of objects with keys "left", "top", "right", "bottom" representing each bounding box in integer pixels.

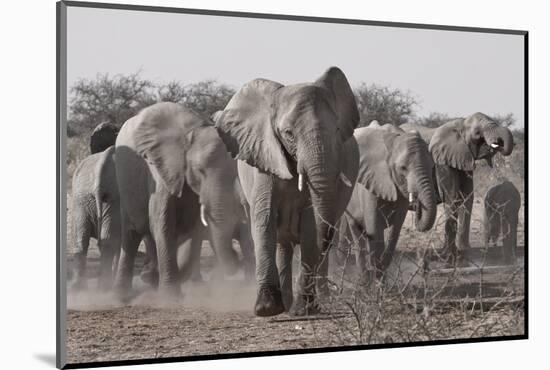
[
  {"left": 486, "top": 125, "right": 514, "bottom": 156},
  {"left": 414, "top": 167, "right": 437, "bottom": 232}
]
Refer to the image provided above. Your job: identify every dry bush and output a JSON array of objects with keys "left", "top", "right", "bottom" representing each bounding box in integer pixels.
[{"left": 301, "top": 145, "right": 525, "bottom": 345}]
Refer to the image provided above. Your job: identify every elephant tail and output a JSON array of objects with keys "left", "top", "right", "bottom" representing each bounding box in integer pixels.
[{"left": 94, "top": 146, "right": 116, "bottom": 252}]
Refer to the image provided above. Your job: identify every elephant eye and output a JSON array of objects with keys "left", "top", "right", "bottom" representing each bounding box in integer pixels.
[{"left": 283, "top": 129, "right": 295, "bottom": 142}]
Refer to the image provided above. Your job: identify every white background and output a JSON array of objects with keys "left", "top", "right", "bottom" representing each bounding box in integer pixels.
[{"left": 0, "top": 0, "right": 545, "bottom": 369}]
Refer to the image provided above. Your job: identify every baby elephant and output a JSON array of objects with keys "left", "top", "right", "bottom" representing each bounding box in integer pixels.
[{"left": 483, "top": 181, "right": 521, "bottom": 264}]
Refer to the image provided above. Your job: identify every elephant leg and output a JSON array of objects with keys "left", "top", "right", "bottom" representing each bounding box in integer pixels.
[
  {"left": 502, "top": 214, "right": 518, "bottom": 265},
  {"left": 276, "top": 242, "right": 294, "bottom": 311},
  {"left": 380, "top": 207, "right": 407, "bottom": 272},
  {"left": 189, "top": 241, "right": 204, "bottom": 283},
  {"left": 139, "top": 234, "right": 159, "bottom": 287},
  {"left": 367, "top": 223, "right": 386, "bottom": 279},
  {"left": 365, "top": 204, "right": 386, "bottom": 279},
  {"left": 457, "top": 172, "right": 474, "bottom": 251},
  {"left": 113, "top": 216, "right": 142, "bottom": 299},
  {"left": 250, "top": 174, "right": 284, "bottom": 317},
  {"left": 350, "top": 223, "right": 368, "bottom": 280},
  {"left": 486, "top": 211, "right": 499, "bottom": 249},
  {"left": 291, "top": 207, "right": 321, "bottom": 316},
  {"left": 97, "top": 212, "right": 120, "bottom": 291},
  {"left": 333, "top": 217, "right": 349, "bottom": 267},
  {"left": 72, "top": 218, "right": 92, "bottom": 291},
  {"left": 149, "top": 192, "right": 181, "bottom": 297},
  {"left": 239, "top": 221, "right": 255, "bottom": 282},
  {"left": 442, "top": 201, "right": 460, "bottom": 262},
  {"left": 316, "top": 244, "right": 331, "bottom": 298},
  {"left": 177, "top": 226, "right": 203, "bottom": 283},
  {"left": 98, "top": 244, "right": 116, "bottom": 291},
  {"left": 483, "top": 208, "right": 491, "bottom": 247},
  {"left": 437, "top": 165, "right": 460, "bottom": 260}
]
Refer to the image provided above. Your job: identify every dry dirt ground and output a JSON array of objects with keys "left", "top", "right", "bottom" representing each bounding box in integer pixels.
[{"left": 65, "top": 200, "right": 525, "bottom": 365}]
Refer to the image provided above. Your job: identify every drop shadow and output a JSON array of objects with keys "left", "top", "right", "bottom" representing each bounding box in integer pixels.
[{"left": 34, "top": 353, "right": 56, "bottom": 367}]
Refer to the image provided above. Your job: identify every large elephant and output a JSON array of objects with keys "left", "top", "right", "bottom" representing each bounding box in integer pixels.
[
  {"left": 215, "top": 67, "right": 360, "bottom": 316},
  {"left": 113, "top": 103, "right": 241, "bottom": 298},
  {"left": 335, "top": 125, "right": 437, "bottom": 277},
  {"left": 401, "top": 113, "right": 514, "bottom": 261},
  {"left": 483, "top": 180, "right": 521, "bottom": 264},
  {"left": 70, "top": 123, "right": 119, "bottom": 290}
]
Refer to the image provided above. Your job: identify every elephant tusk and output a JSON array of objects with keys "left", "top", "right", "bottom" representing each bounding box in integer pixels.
[
  {"left": 409, "top": 193, "right": 414, "bottom": 203},
  {"left": 490, "top": 143, "right": 500, "bottom": 149},
  {"left": 339, "top": 172, "right": 352, "bottom": 187},
  {"left": 298, "top": 173, "right": 304, "bottom": 192},
  {"left": 200, "top": 204, "right": 208, "bottom": 227}
]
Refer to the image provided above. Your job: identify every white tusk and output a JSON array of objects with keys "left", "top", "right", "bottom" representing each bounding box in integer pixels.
[
  {"left": 409, "top": 193, "right": 414, "bottom": 203},
  {"left": 200, "top": 204, "right": 208, "bottom": 227},
  {"left": 339, "top": 172, "right": 352, "bottom": 187},
  {"left": 490, "top": 143, "right": 500, "bottom": 149},
  {"left": 298, "top": 173, "right": 304, "bottom": 192}
]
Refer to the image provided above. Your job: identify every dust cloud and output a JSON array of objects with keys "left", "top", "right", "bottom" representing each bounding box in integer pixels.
[{"left": 67, "top": 271, "right": 257, "bottom": 313}]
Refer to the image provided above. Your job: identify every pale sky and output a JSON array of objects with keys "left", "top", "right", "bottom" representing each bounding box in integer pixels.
[{"left": 67, "top": 6, "right": 525, "bottom": 127}]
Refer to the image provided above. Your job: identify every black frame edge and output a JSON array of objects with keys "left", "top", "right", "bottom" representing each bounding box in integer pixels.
[
  {"left": 57, "top": 1, "right": 68, "bottom": 369},
  {"left": 63, "top": 334, "right": 528, "bottom": 369},
  {"left": 61, "top": 0, "right": 527, "bottom": 35}
]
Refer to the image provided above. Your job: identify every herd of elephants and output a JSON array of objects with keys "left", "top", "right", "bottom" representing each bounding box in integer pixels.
[{"left": 69, "top": 66, "right": 521, "bottom": 317}]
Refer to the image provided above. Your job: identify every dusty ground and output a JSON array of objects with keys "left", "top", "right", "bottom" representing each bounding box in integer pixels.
[{"left": 65, "top": 198, "right": 525, "bottom": 365}]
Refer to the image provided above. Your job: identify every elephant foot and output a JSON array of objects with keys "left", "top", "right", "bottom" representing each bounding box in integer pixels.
[
  {"left": 254, "top": 285, "right": 285, "bottom": 317},
  {"left": 157, "top": 284, "right": 183, "bottom": 303},
  {"left": 140, "top": 267, "right": 159, "bottom": 288},
  {"left": 289, "top": 294, "right": 321, "bottom": 316}
]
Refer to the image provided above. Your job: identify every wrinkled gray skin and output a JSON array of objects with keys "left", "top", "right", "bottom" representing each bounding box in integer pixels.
[
  {"left": 70, "top": 123, "right": 120, "bottom": 290},
  {"left": 483, "top": 181, "right": 521, "bottom": 264},
  {"left": 191, "top": 178, "right": 255, "bottom": 281},
  {"left": 114, "top": 103, "right": 241, "bottom": 299},
  {"left": 215, "top": 67, "right": 360, "bottom": 316},
  {"left": 140, "top": 177, "right": 255, "bottom": 286},
  {"left": 335, "top": 124, "right": 437, "bottom": 276},
  {"left": 402, "top": 113, "right": 514, "bottom": 261}
]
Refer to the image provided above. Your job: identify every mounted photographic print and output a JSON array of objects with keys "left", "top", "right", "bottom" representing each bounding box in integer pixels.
[{"left": 57, "top": 1, "right": 528, "bottom": 368}]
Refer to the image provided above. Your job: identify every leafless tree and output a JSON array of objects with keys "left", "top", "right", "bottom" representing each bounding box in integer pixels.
[{"left": 354, "top": 83, "right": 417, "bottom": 127}]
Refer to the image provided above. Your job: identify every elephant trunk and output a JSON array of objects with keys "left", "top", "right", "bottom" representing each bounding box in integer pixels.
[
  {"left": 486, "top": 125, "right": 514, "bottom": 156},
  {"left": 413, "top": 166, "right": 437, "bottom": 232},
  {"left": 203, "top": 184, "right": 240, "bottom": 276},
  {"left": 300, "top": 137, "right": 339, "bottom": 254}
]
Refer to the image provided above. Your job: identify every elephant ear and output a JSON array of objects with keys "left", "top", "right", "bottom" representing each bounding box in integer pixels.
[
  {"left": 90, "top": 122, "right": 118, "bottom": 154},
  {"left": 354, "top": 128, "right": 398, "bottom": 201},
  {"left": 215, "top": 79, "right": 293, "bottom": 180},
  {"left": 314, "top": 67, "right": 360, "bottom": 141},
  {"left": 133, "top": 104, "right": 198, "bottom": 197},
  {"left": 429, "top": 119, "right": 475, "bottom": 171}
]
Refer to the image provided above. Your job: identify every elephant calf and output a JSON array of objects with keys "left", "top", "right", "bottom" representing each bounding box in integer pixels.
[
  {"left": 483, "top": 180, "right": 521, "bottom": 264},
  {"left": 336, "top": 125, "right": 437, "bottom": 277},
  {"left": 70, "top": 123, "right": 119, "bottom": 290}
]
